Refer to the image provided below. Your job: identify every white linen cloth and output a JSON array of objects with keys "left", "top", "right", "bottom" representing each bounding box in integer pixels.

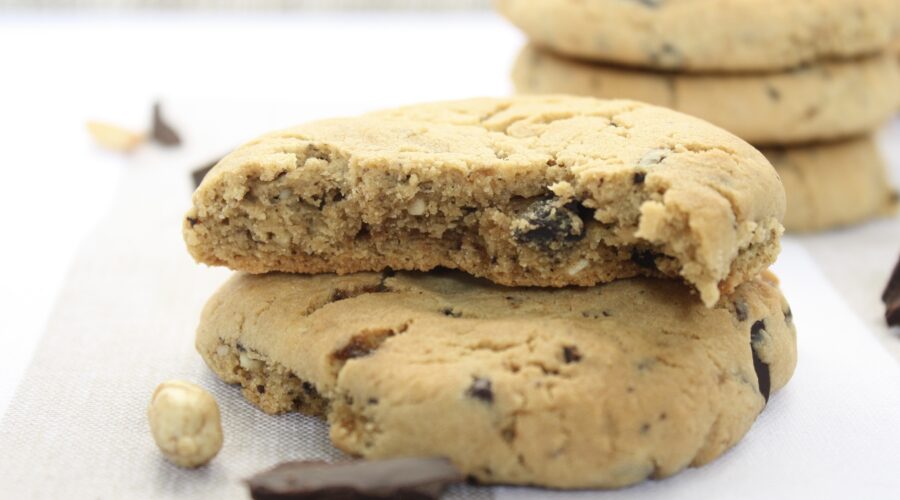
[{"left": 0, "top": 98, "right": 898, "bottom": 499}]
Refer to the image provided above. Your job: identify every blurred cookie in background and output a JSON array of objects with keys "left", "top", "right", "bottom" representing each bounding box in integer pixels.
[
  {"left": 764, "top": 136, "right": 898, "bottom": 233},
  {"left": 512, "top": 44, "right": 900, "bottom": 146},
  {"left": 496, "top": 0, "right": 900, "bottom": 72}
]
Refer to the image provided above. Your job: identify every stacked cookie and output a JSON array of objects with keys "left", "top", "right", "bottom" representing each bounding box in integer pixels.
[
  {"left": 185, "top": 96, "right": 797, "bottom": 489},
  {"left": 500, "top": 0, "right": 900, "bottom": 232}
]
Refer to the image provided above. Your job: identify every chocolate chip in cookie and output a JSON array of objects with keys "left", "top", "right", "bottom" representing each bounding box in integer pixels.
[
  {"left": 751, "top": 345, "right": 771, "bottom": 403},
  {"left": 562, "top": 345, "right": 582, "bottom": 363},
  {"left": 631, "top": 248, "right": 660, "bottom": 270},
  {"left": 511, "top": 199, "right": 585, "bottom": 250},
  {"left": 751, "top": 320, "right": 767, "bottom": 343},
  {"left": 466, "top": 377, "right": 493, "bottom": 404},
  {"left": 750, "top": 320, "right": 771, "bottom": 402}
]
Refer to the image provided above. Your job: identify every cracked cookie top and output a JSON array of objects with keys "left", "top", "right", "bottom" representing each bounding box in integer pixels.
[{"left": 496, "top": 0, "right": 900, "bottom": 72}]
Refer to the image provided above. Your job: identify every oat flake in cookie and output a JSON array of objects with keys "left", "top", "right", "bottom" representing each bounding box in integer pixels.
[
  {"left": 496, "top": 0, "right": 900, "bottom": 72},
  {"left": 196, "top": 270, "right": 797, "bottom": 489},
  {"left": 183, "top": 96, "right": 785, "bottom": 307}
]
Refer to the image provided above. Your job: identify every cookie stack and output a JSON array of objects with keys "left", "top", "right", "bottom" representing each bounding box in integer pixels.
[
  {"left": 500, "top": 0, "right": 900, "bottom": 232},
  {"left": 185, "top": 96, "right": 796, "bottom": 489}
]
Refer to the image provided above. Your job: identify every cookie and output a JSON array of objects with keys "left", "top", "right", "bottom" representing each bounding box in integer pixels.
[
  {"left": 513, "top": 45, "right": 900, "bottom": 145},
  {"left": 495, "top": 0, "right": 900, "bottom": 72},
  {"left": 763, "top": 136, "right": 899, "bottom": 232},
  {"left": 196, "top": 270, "right": 797, "bottom": 489},
  {"left": 184, "top": 96, "right": 785, "bottom": 307}
]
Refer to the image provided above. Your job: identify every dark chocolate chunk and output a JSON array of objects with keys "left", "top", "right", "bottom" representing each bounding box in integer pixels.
[
  {"left": 301, "top": 381, "right": 317, "bottom": 396},
  {"left": 466, "top": 377, "right": 493, "bottom": 404},
  {"left": 751, "top": 320, "right": 766, "bottom": 343},
  {"left": 633, "top": 171, "right": 646, "bottom": 184},
  {"left": 256, "top": 384, "right": 266, "bottom": 394},
  {"left": 151, "top": 102, "right": 181, "bottom": 146},
  {"left": 749, "top": 320, "right": 771, "bottom": 402},
  {"left": 751, "top": 344, "right": 771, "bottom": 403},
  {"left": 191, "top": 158, "right": 220, "bottom": 188},
  {"left": 562, "top": 345, "right": 582, "bottom": 363},
  {"left": 512, "top": 199, "right": 585, "bottom": 250},
  {"left": 186, "top": 217, "right": 198, "bottom": 227},
  {"left": 246, "top": 457, "right": 462, "bottom": 500},
  {"left": 884, "top": 254, "right": 900, "bottom": 327},
  {"left": 631, "top": 248, "right": 659, "bottom": 269},
  {"left": 784, "top": 307, "right": 793, "bottom": 324}
]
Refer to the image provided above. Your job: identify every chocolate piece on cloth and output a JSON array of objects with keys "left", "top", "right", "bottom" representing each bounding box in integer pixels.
[
  {"left": 883, "top": 253, "right": 900, "bottom": 327},
  {"left": 246, "top": 457, "right": 462, "bottom": 500}
]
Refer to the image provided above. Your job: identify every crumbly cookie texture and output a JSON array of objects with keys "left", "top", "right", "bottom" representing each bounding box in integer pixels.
[
  {"left": 495, "top": 0, "right": 900, "bottom": 72},
  {"left": 513, "top": 45, "right": 900, "bottom": 146},
  {"left": 197, "top": 270, "right": 796, "bottom": 489},
  {"left": 763, "top": 136, "right": 899, "bottom": 233},
  {"left": 184, "top": 96, "right": 784, "bottom": 307}
]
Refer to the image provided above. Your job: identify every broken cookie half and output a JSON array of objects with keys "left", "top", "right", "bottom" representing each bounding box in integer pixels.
[
  {"left": 183, "top": 96, "right": 785, "bottom": 306},
  {"left": 196, "top": 270, "right": 797, "bottom": 489}
]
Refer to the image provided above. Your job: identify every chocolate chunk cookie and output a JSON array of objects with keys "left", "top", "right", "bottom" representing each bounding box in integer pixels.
[
  {"left": 763, "top": 136, "right": 898, "bottom": 232},
  {"left": 183, "top": 96, "right": 785, "bottom": 307},
  {"left": 196, "top": 270, "right": 797, "bottom": 489},
  {"left": 513, "top": 45, "right": 900, "bottom": 145},
  {"left": 496, "top": 0, "right": 900, "bottom": 72}
]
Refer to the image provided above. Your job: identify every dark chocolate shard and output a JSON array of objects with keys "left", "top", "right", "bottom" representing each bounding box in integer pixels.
[
  {"left": 246, "top": 457, "right": 462, "bottom": 500},
  {"left": 151, "top": 102, "right": 181, "bottom": 147},
  {"left": 191, "top": 158, "right": 220, "bottom": 188},
  {"left": 750, "top": 320, "right": 766, "bottom": 343},
  {"left": 883, "top": 254, "right": 900, "bottom": 327},
  {"left": 466, "top": 377, "right": 493, "bottom": 404},
  {"left": 751, "top": 344, "right": 771, "bottom": 403}
]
